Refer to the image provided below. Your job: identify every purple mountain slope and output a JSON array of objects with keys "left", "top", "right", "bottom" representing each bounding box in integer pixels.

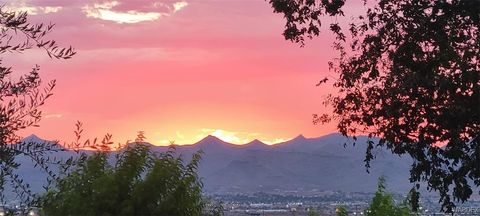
[{"left": 8, "top": 133, "right": 414, "bottom": 198}]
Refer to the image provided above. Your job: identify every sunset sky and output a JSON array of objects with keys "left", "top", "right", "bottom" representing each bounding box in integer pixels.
[{"left": 5, "top": 0, "right": 354, "bottom": 145}]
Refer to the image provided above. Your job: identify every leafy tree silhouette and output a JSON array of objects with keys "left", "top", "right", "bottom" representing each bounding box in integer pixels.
[
  {"left": 0, "top": 7, "right": 77, "bottom": 205},
  {"left": 269, "top": 0, "right": 480, "bottom": 212}
]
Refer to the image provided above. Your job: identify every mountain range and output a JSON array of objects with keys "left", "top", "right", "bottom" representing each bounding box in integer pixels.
[{"left": 9, "top": 133, "right": 415, "bottom": 198}]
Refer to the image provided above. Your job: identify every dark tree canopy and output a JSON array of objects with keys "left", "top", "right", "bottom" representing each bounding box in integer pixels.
[
  {"left": 270, "top": 0, "right": 480, "bottom": 212},
  {"left": 269, "top": 0, "right": 346, "bottom": 45},
  {"left": 0, "top": 7, "right": 76, "bottom": 204}
]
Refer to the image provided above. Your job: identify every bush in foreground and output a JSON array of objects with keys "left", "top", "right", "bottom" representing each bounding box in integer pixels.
[
  {"left": 39, "top": 144, "right": 211, "bottom": 216},
  {"left": 364, "top": 177, "right": 414, "bottom": 216}
]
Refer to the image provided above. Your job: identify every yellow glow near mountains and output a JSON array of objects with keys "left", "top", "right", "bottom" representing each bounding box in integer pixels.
[{"left": 210, "top": 129, "right": 248, "bottom": 144}]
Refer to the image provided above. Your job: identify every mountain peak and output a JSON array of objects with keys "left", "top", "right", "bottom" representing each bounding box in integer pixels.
[
  {"left": 243, "top": 139, "right": 268, "bottom": 150},
  {"left": 292, "top": 134, "right": 307, "bottom": 141},
  {"left": 202, "top": 135, "right": 225, "bottom": 142},
  {"left": 195, "top": 135, "right": 231, "bottom": 147},
  {"left": 21, "top": 134, "right": 43, "bottom": 142},
  {"left": 19, "top": 134, "right": 58, "bottom": 146},
  {"left": 246, "top": 139, "right": 266, "bottom": 146}
]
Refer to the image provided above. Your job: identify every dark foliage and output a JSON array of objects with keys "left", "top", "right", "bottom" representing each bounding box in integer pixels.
[
  {"left": 364, "top": 176, "right": 412, "bottom": 216},
  {"left": 269, "top": 0, "right": 346, "bottom": 45},
  {"left": 0, "top": 7, "right": 76, "bottom": 204},
  {"left": 270, "top": 0, "right": 480, "bottom": 212},
  {"left": 40, "top": 144, "right": 208, "bottom": 216}
]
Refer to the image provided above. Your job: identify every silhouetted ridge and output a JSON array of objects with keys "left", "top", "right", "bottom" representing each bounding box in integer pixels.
[
  {"left": 246, "top": 139, "right": 264, "bottom": 145},
  {"left": 292, "top": 134, "right": 307, "bottom": 141},
  {"left": 194, "top": 135, "right": 232, "bottom": 148},
  {"left": 21, "top": 134, "right": 43, "bottom": 142},
  {"left": 243, "top": 139, "right": 268, "bottom": 150},
  {"left": 199, "top": 135, "right": 226, "bottom": 143},
  {"left": 17, "top": 134, "right": 68, "bottom": 152},
  {"left": 20, "top": 134, "right": 56, "bottom": 145},
  {"left": 13, "top": 133, "right": 414, "bottom": 196}
]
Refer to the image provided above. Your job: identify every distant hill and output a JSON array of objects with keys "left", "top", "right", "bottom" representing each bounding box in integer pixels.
[
  {"left": 8, "top": 133, "right": 415, "bottom": 198},
  {"left": 172, "top": 133, "right": 414, "bottom": 194}
]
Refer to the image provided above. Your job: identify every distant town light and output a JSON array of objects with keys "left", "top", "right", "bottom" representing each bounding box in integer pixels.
[{"left": 28, "top": 209, "right": 39, "bottom": 216}]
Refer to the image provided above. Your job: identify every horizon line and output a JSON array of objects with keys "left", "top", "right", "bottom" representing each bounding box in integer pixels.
[{"left": 23, "top": 132, "right": 345, "bottom": 147}]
